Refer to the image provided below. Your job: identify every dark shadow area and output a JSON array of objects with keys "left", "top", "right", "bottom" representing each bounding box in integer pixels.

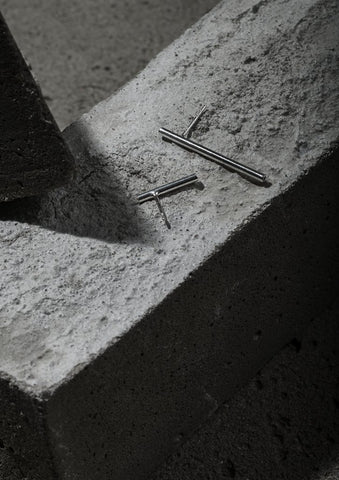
[
  {"left": 151, "top": 301, "right": 339, "bottom": 480},
  {"left": 0, "top": 142, "right": 153, "bottom": 244}
]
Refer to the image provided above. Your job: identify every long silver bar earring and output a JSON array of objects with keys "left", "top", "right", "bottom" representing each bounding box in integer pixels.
[
  {"left": 138, "top": 173, "right": 198, "bottom": 229},
  {"left": 159, "top": 106, "right": 266, "bottom": 184}
]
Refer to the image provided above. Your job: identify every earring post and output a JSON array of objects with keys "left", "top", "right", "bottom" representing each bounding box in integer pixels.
[
  {"left": 183, "top": 105, "right": 207, "bottom": 138},
  {"left": 137, "top": 174, "right": 199, "bottom": 229},
  {"left": 153, "top": 192, "right": 171, "bottom": 229}
]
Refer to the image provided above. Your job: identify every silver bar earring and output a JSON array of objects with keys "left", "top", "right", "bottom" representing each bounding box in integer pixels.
[
  {"left": 138, "top": 173, "right": 198, "bottom": 229},
  {"left": 160, "top": 107, "right": 266, "bottom": 184}
]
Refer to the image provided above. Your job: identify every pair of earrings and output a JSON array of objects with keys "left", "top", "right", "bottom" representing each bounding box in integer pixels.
[{"left": 138, "top": 106, "right": 266, "bottom": 229}]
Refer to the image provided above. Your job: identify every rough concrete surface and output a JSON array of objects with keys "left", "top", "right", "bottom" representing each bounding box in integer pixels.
[
  {"left": 0, "top": 14, "right": 73, "bottom": 202},
  {"left": 152, "top": 302, "right": 339, "bottom": 480},
  {"left": 0, "top": 0, "right": 338, "bottom": 478},
  {"left": 0, "top": 0, "right": 218, "bottom": 129},
  {"left": 2, "top": 304, "right": 339, "bottom": 479}
]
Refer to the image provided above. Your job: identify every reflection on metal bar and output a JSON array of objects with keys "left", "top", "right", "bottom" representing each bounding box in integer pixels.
[
  {"left": 183, "top": 105, "right": 207, "bottom": 137},
  {"left": 159, "top": 127, "right": 266, "bottom": 184}
]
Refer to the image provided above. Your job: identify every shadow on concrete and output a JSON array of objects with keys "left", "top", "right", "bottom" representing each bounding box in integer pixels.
[
  {"left": 0, "top": 153, "right": 205, "bottom": 243},
  {"left": 0, "top": 149, "right": 153, "bottom": 244}
]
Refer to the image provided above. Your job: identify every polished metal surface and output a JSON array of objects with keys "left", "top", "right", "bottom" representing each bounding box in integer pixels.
[
  {"left": 153, "top": 193, "right": 171, "bottom": 229},
  {"left": 159, "top": 127, "right": 266, "bottom": 184},
  {"left": 137, "top": 174, "right": 198, "bottom": 203},
  {"left": 137, "top": 174, "right": 198, "bottom": 228},
  {"left": 183, "top": 105, "right": 207, "bottom": 137}
]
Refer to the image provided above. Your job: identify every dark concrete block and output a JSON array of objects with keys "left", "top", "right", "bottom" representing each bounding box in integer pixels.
[
  {"left": 151, "top": 302, "right": 339, "bottom": 480},
  {"left": 0, "top": 13, "right": 73, "bottom": 202}
]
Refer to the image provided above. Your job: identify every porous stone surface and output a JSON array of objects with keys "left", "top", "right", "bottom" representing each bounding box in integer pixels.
[
  {"left": 3, "top": 306, "right": 339, "bottom": 480},
  {"left": 1, "top": 0, "right": 338, "bottom": 397},
  {"left": 0, "top": 13, "right": 73, "bottom": 202},
  {"left": 0, "top": 0, "right": 338, "bottom": 478},
  {"left": 0, "top": 0, "right": 218, "bottom": 129},
  {"left": 152, "top": 302, "right": 339, "bottom": 480}
]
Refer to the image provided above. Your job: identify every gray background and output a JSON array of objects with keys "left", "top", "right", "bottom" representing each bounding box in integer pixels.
[{"left": 0, "top": 0, "right": 217, "bottom": 129}]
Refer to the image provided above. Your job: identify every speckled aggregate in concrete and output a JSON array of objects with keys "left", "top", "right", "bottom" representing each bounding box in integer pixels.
[
  {"left": 2, "top": 306, "right": 339, "bottom": 479},
  {"left": 0, "top": 0, "right": 338, "bottom": 478},
  {"left": 0, "top": 0, "right": 218, "bottom": 129},
  {"left": 1, "top": 0, "right": 338, "bottom": 396}
]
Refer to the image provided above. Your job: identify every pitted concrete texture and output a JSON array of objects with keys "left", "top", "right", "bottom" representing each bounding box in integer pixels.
[
  {"left": 0, "top": 0, "right": 218, "bottom": 129},
  {"left": 152, "top": 302, "right": 339, "bottom": 480},
  {"left": 2, "top": 0, "right": 338, "bottom": 395},
  {"left": 2, "top": 307, "right": 339, "bottom": 480},
  {"left": 0, "top": 0, "right": 338, "bottom": 478}
]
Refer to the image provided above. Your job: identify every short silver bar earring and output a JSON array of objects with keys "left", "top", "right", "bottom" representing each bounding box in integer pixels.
[
  {"left": 160, "top": 106, "right": 266, "bottom": 184},
  {"left": 137, "top": 173, "right": 199, "bottom": 229}
]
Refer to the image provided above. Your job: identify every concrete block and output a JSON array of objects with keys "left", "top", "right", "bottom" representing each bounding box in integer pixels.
[
  {"left": 152, "top": 302, "right": 339, "bottom": 479},
  {"left": 0, "top": 0, "right": 338, "bottom": 478},
  {"left": 0, "top": 13, "right": 73, "bottom": 202}
]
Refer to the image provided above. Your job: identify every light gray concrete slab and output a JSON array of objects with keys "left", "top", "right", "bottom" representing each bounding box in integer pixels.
[
  {"left": 0, "top": 0, "right": 338, "bottom": 478},
  {"left": 1, "top": 0, "right": 338, "bottom": 396}
]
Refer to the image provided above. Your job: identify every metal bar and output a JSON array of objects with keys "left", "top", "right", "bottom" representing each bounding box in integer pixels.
[
  {"left": 153, "top": 192, "right": 171, "bottom": 229},
  {"left": 183, "top": 105, "right": 207, "bottom": 137},
  {"left": 137, "top": 174, "right": 198, "bottom": 203},
  {"left": 159, "top": 128, "right": 266, "bottom": 184}
]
